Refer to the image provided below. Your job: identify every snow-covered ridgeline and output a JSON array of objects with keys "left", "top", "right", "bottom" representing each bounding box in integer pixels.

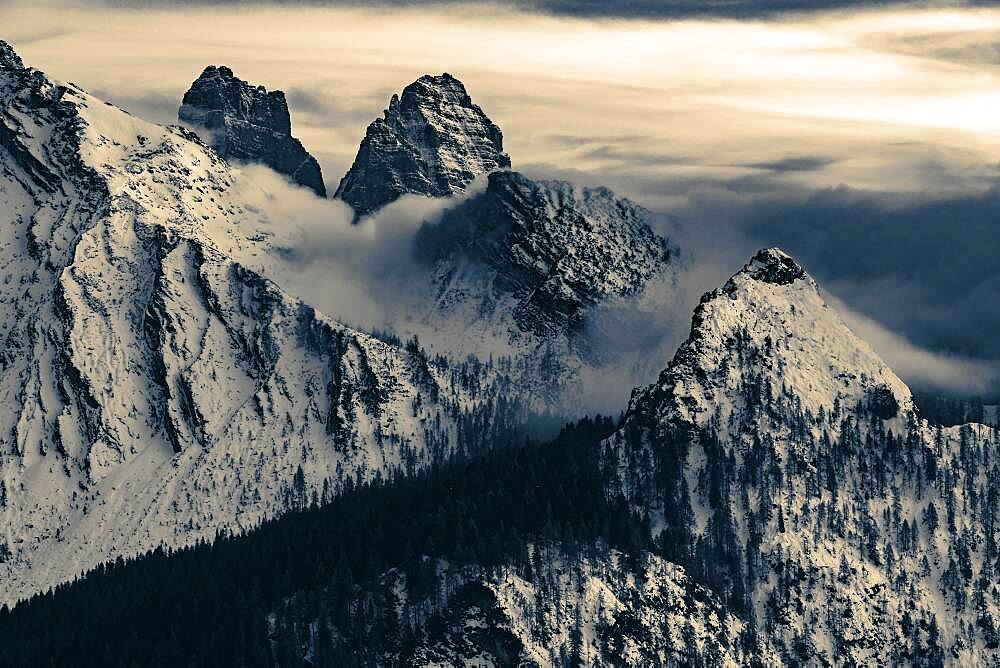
[{"left": 0, "top": 43, "right": 524, "bottom": 604}]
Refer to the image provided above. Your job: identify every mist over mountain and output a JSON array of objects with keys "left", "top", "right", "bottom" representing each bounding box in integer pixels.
[
  {"left": 7, "top": 1, "right": 998, "bottom": 399},
  {"left": 0, "top": 4, "right": 998, "bottom": 666}
]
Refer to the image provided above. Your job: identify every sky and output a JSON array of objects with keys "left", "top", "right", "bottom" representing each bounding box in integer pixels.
[{"left": 4, "top": 0, "right": 1000, "bottom": 399}]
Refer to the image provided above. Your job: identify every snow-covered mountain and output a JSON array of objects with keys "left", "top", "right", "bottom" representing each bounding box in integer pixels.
[
  {"left": 334, "top": 73, "right": 511, "bottom": 217},
  {"left": 0, "top": 42, "right": 524, "bottom": 604},
  {"left": 402, "top": 168, "right": 681, "bottom": 407},
  {"left": 416, "top": 170, "right": 675, "bottom": 341},
  {"left": 270, "top": 248, "right": 1000, "bottom": 666},
  {"left": 179, "top": 65, "right": 326, "bottom": 196},
  {"left": 621, "top": 247, "right": 912, "bottom": 442},
  {"left": 604, "top": 248, "right": 1000, "bottom": 664},
  {"left": 7, "top": 34, "right": 997, "bottom": 666},
  {"left": 324, "top": 73, "right": 683, "bottom": 410}
]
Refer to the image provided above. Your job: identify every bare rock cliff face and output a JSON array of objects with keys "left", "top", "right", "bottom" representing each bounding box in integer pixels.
[
  {"left": 179, "top": 65, "right": 326, "bottom": 196},
  {"left": 416, "top": 170, "right": 675, "bottom": 339},
  {"left": 335, "top": 73, "right": 510, "bottom": 217}
]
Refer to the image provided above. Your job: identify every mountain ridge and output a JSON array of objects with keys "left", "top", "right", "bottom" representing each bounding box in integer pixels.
[{"left": 0, "top": 42, "right": 525, "bottom": 605}]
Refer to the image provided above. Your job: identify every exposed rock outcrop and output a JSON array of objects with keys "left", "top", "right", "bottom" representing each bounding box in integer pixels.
[
  {"left": 416, "top": 170, "right": 675, "bottom": 339},
  {"left": 179, "top": 65, "right": 326, "bottom": 196}
]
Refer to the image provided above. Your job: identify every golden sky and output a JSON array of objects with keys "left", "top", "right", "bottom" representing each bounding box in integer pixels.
[{"left": 6, "top": 2, "right": 1000, "bottom": 207}]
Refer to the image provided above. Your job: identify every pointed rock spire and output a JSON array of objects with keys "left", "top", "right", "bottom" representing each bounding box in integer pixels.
[
  {"left": 178, "top": 65, "right": 326, "bottom": 196},
  {"left": 335, "top": 73, "right": 511, "bottom": 218},
  {"left": 628, "top": 247, "right": 910, "bottom": 435}
]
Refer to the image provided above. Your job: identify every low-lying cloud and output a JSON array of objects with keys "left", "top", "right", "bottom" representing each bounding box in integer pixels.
[
  {"left": 832, "top": 295, "right": 1000, "bottom": 398},
  {"left": 231, "top": 165, "right": 479, "bottom": 334}
]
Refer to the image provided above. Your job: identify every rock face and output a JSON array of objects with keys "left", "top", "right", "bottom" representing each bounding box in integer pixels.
[
  {"left": 0, "top": 43, "right": 520, "bottom": 604},
  {"left": 335, "top": 73, "right": 510, "bottom": 217},
  {"left": 178, "top": 65, "right": 326, "bottom": 196},
  {"left": 0, "top": 41, "right": 23, "bottom": 70},
  {"left": 603, "top": 248, "right": 1000, "bottom": 665},
  {"left": 416, "top": 170, "right": 675, "bottom": 340}
]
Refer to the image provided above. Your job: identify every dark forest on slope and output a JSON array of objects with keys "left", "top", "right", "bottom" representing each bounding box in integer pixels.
[{"left": 0, "top": 415, "right": 647, "bottom": 667}]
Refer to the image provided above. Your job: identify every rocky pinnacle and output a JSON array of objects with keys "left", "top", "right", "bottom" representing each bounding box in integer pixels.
[
  {"left": 335, "top": 73, "right": 511, "bottom": 218},
  {"left": 179, "top": 65, "right": 326, "bottom": 196}
]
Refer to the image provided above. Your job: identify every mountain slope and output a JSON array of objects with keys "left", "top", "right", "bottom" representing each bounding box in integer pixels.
[
  {"left": 0, "top": 42, "right": 521, "bottom": 604},
  {"left": 334, "top": 73, "right": 510, "bottom": 217},
  {"left": 0, "top": 409, "right": 757, "bottom": 667},
  {"left": 3, "top": 245, "right": 997, "bottom": 666},
  {"left": 605, "top": 248, "right": 1000, "bottom": 664},
  {"left": 275, "top": 545, "right": 750, "bottom": 667},
  {"left": 179, "top": 65, "right": 326, "bottom": 196},
  {"left": 416, "top": 170, "right": 676, "bottom": 341}
]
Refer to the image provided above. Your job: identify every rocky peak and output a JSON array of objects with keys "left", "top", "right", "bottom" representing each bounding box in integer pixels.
[
  {"left": 629, "top": 247, "right": 911, "bottom": 438},
  {"left": 334, "top": 72, "right": 511, "bottom": 218},
  {"left": 415, "top": 170, "right": 674, "bottom": 339},
  {"left": 0, "top": 41, "right": 24, "bottom": 71},
  {"left": 178, "top": 65, "right": 325, "bottom": 196},
  {"left": 606, "top": 250, "right": 998, "bottom": 667},
  {"left": 400, "top": 72, "right": 473, "bottom": 109},
  {"left": 743, "top": 247, "right": 809, "bottom": 285}
]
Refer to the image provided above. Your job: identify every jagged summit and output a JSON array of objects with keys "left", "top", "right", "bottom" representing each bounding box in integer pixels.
[
  {"left": 0, "top": 41, "right": 24, "bottom": 70},
  {"left": 709, "top": 246, "right": 817, "bottom": 304},
  {"left": 334, "top": 72, "right": 511, "bottom": 217},
  {"left": 178, "top": 65, "right": 326, "bottom": 196},
  {"left": 415, "top": 170, "right": 674, "bottom": 340},
  {"left": 407, "top": 72, "right": 468, "bottom": 99},
  {"left": 743, "top": 246, "right": 810, "bottom": 286},
  {"left": 629, "top": 247, "right": 910, "bottom": 437}
]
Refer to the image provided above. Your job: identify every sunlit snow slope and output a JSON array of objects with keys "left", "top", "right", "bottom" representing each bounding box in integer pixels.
[
  {"left": 0, "top": 42, "right": 522, "bottom": 604},
  {"left": 605, "top": 248, "right": 1000, "bottom": 664}
]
